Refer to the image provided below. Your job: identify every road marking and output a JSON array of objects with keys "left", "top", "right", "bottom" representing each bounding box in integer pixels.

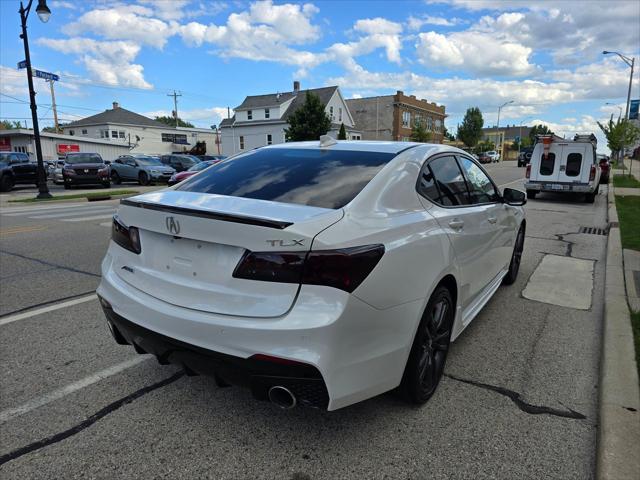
[
  {"left": 1, "top": 203, "right": 89, "bottom": 215},
  {"left": 498, "top": 178, "right": 525, "bottom": 188},
  {"left": 30, "top": 207, "right": 116, "bottom": 219},
  {"left": 100, "top": 222, "right": 112, "bottom": 227},
  {"left": 0, "top": 294, "right": 97, "bottom": 327},
  {"left": 63, "top": 214, "right": 116, "bottom": 222},
  {"left": 0, "top": 356, "right": 149, "bottom": 423},
  {"left": 0, "top": 225, "right": 47, "bottom": 236}
]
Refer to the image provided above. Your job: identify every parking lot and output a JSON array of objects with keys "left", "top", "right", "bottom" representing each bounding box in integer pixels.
[{"left": 0, "top": 161, "right": 609, "bottom": 479}]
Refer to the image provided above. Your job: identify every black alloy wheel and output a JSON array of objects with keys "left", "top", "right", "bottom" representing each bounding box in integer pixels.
[
  {"left": 503, "top": 225, "right": 525, "bottom": 285},
  {"left": 0, "top": 175, "right": 14, "bottom": 192},
  {"left": 111, "top": 171, "right": 121, "bottom": 184},
  {"left": 138, "top": 171, "right": 149, "bottom": 186},
  {"left": 400, "top": 286, "right": 454, "bottom": 404}
]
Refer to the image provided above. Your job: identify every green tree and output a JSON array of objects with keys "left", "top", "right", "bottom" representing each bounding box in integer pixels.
[
  {"left": 285, "top": 91, "right": 332, "bottom": 141},
  {"left": 511, "top": 136, "right": 532, "bottom": 151},
  {"left": 154, "top": 115, "right": 195, "bottom": 128},
  {"left": 457, "top": 107, "right": 484, "bottom": 148},
  {"left": 443, "top": 126, "right": 455, "bottom": 142},
  {"left": 410, "top": 118, "right": 432, "bottom": 142},
  {"left": 528, "top": 124, "right": 553, "bottom": 143},
  {"left": 598, "top": 115, "right": 640, "bottom": 164},
  {"left": 338, "top": 122, "right": 347, "bottom": 140},
  {"left": 475, "top": 139, "right": 495, "bottom": 153},
  {"left": 0, "top": 120, "right": 23, "bottom": 130}
]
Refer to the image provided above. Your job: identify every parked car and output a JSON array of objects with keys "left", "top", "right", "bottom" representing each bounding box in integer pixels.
[
  {"left": 197, "top": 155, "right": 227, "bottom": 162},
  {"left": 484, "top": 150, "right": 500, "bottom": 163},
  {"left": 0, "top": 152, "right": 37, "bottom": 192},
  {"left": 160, "top": 154, "right": 200, "bottom": 172},
  {"left": 110, "top": 155, "right": 175, "bottom": 185},
  {"left": 168, "top": 160, "right": 219, "bottom": 186},
  {"left": 477, "top": 152, "right": 491, "bottom": 164},
  {"left": 50, "top": 160, "right": 65, "bottom": 185},
  {"left": 62, "top": 152, "right": 110, "bottom": 189},
  {"left": 525, "top": 134, "right": 600, "bottom": 202},
  {"left": 517, "top": 147, "right": 534, "bottom": 167},
  {"left": 98, "top": 140, "right": 526, "bottom": 411},
  {"left": 597, "top": 154, "right": 610, "bottom": 184}
]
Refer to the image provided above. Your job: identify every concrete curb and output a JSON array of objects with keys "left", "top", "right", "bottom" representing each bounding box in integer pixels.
[{"left": 596, "top": 185, "right": 640, "bottom": 480}]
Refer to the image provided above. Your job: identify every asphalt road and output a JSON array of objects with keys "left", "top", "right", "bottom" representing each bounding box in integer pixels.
[{"left": 0, "top": 163, "right": 608, "bottom": 479}]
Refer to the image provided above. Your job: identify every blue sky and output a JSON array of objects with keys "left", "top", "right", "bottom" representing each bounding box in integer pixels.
[{"left": 1, "top": 0, "right": 639, "bottom": 151}]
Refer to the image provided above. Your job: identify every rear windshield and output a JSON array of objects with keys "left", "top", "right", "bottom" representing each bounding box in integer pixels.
[
  {"left": 176, "top": 147, "right": 397, "bottom": 209},
  {"left": 66, "top": 153, "right": 103, "bottom": 164}
]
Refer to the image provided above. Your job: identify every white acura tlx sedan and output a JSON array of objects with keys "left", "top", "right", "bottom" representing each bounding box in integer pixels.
[{"left": 98, "top": 139, "right": 526, "bottom": 411}]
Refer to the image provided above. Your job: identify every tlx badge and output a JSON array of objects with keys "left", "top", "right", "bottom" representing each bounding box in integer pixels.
[{"left": 266, "top": 239, "right": 304, "bottom": 247}]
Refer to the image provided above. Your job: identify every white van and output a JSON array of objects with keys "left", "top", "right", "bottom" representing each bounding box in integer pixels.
[{"left": 524, "top": 134, "right": 601, "bottom": 203}]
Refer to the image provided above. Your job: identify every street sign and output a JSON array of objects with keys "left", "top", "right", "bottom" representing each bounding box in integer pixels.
[
  {"left": 34, "top": 70, "right": 59, "bottom": 82},
  {"left": 630, "top": 99, "right": 639, "bottom": 120},
  {"left": 17, "top": 60, "right": 26, "bottom": 69},
  {"left": 57, "top": 144, "right": 80, "bottom": 155}
]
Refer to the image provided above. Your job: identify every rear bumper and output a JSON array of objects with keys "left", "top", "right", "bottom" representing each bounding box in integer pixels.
[
  {"left": 524, "top": 181, "right": 595, "bottom": 193},
  {"left": 97, "top": 250, "right": 424, "bottom": 410}
]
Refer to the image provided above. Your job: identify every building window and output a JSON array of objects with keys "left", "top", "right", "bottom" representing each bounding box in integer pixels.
[
  {"left": 265, "top": 109, "right": 270, "bottom": 119},
  {"left": 111, "top": 130, "right": 118, "bottom": 138},
  {"left": 402, "top": 111, "right": 410, "bottom": 128},
  {"left": 100, "top": 130, "right": 108, "bottom": 139},
  {"left": 427, "top": 117, "right": 433, "bottom": 131},
  {"left": 161, "top": 133, "right": 188, "bottom": 143},
  {"left": 81, "top": 129, "right": 88, "bottom": 135},
  {"left": 247, "top": 110, "right": 253, "bottom": 120},
  {"left": 339, "top": 107, "right": 342, "bottom": 122},
  {"left": 69, "top": 130, "right": 75, "bottom": 136},
  {"left": 14, "top": 146, "right": 27, "bottom": 153},
  {"left": 435, "top": 119, "right": 442, "bottom": 133},
  {"left": 266, "top": 134, "right": 273, "bottom": 145},
  {"left": 239, "top": 136, "right": 245, "bottom": 150},
  {"left": 119, "top": 131, "right": 125, "bottom": 139},
  {"left": 330, "top": 106, "right": 334, "bottom": 120}
]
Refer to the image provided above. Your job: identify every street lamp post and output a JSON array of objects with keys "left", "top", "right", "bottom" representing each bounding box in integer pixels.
[
  {"left": 496, "top": 100, "right": 513, "bottom": 161},
  {"left": 19, "top": 0, "right": 52, "bottom": 199},
  {"left": 518, "top": 116, "right": 533, "bottom": 157},
  {"left": 605, "top": 102, "right": 623, "bottom": 118}
]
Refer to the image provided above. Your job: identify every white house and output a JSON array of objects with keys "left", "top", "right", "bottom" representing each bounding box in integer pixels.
[
  {"left": 220, "top": 82, "right": 360, "bottom": 155},
  {"left": 61, "top": 102, "right": 221, "bottom": 156}
]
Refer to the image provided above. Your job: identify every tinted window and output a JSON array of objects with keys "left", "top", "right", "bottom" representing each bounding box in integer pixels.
[
  {"left": 458, "top": 157, "right": 499, "bottom": 204},
  {"left": 134, "top": 156, "right": 162, "bottom": 166},
  {"left": 425, "top": 156, "right": 470, "bottom": 206},
  {"left": 65, "top": 153, "right": 103, "bottom": 164},
  {"left": 539, "top": 152, "right": 555, "bottom": 175},
  {"left": 566, "top": 153, "right": 582, "bottom": 177},
  {"left": 177, "top": 148, "right": 397, "bottom": 209},
  {"left": 417, "top": 166, "right": 440, "bottom": 202}
]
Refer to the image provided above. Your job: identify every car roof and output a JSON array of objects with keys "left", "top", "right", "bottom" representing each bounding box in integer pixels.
[{"left": 265, "top": 140, "right": 423, "bottom": 154}]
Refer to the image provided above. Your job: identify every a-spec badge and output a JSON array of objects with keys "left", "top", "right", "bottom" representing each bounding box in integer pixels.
[
  {"left": 166, "top": 216, "right": 181, "bottom": 235},
  {"left": 266, "top": 239, "right": 304, "bottom": 247}
]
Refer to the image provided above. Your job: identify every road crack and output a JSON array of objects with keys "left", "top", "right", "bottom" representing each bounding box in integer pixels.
[
  {"left": 0, "top": 249, "right": 101, "bottom": 278},
  {"left": 445, "top": 373, "right": 586, "bottom": 420},
  {"left": 0, "top": 371, "right": 185, "bottom": 466}
]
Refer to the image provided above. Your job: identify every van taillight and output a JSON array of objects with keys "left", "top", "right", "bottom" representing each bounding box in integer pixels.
[
  {"left": 233, "top": 244, "right": 385, "bottom": 293},
  {"left": 589, "top": 165, "right": 596, "bottom": 181},
  {"left": 525, "top": 164, "right": 531, "bottom": 179}
]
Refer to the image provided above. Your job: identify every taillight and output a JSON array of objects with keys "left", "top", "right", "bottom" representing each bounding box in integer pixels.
[
  {"left": 589, "top": 165, "right": 596, "bottom": 181},
  {"left": 233, "top": 244, "right": 385, "bottom": 293},
  {"left": 112, "top": 215, "right": 141, "bottom": 254},
  {"left": 525, "top": 164, "right": 531, "bottom": 179}
]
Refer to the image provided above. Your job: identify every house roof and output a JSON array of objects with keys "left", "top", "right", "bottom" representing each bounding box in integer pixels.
[
  {"left": 235, "top": 92, "right": 297, "bottom": 110},
  {"left": 65, "top": 106, "right": 166, "bottom": 129},
  {"left": 280, "top": 87, "right": 338, "bottom": 121}
]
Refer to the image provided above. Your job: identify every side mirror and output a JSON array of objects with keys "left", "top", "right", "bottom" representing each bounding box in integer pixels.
[
  {"left": 104, "top": 160, "right": 111, "bottom": 165},
  {"left": 503, "top": 188, "right": 527, "bottom": 206}
]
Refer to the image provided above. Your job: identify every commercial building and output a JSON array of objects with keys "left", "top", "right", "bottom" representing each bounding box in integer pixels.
[
  {"left": 219, "top": 82, "right": 359, "bottom": 155},
  {"left": 346, "top": 91, "right": 446, "bottom": 142},
  {"left": 61, "top": 102, "right": 220, "bottom": 156},
  {"left": 482, "top": 125, "right": 532, "bottom": 160},
  {"left": 0, "top": 128, "right": 130, "bottom": 161}
]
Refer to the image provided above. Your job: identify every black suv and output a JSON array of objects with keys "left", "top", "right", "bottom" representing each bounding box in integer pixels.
[
  {"left": 0, "top": 152, "right": 37, "bottom": 192},
  {"left": 62, "top": 153, "right": 110, "bottom": 189},
  {"left": 160, "top": 154, "right": 200, "bottom": 172},
  {"left": 517, "top": 147, "right": 534, "bottom": 167}
]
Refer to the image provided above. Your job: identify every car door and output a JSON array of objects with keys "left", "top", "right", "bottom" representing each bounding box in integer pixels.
[
  {"left": 10, "top": 153, "right": 33, "bottom": 182},
  {"left": 124, "top": 158, "right": 138, "bottom": 179},
  {"left": 417, "top": 154, "right": 497, "bottom": 309},
  {"left": 170, "top": 156, "right": 185, "bottom": 172},
  {"left": 457, "top": 155, "right": 516, "bottom": 276}
]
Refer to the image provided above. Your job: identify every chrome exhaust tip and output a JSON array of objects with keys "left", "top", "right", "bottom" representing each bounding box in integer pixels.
[{"left": 268, "top": 386, "right": 297, "bottom": 409}]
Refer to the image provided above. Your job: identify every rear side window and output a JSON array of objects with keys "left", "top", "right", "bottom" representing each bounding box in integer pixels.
[
  {"left": 566, "top": 153, "right": 582, "bottom": 176},
  {"left": 540, "top": 152, "right": 556, "bottom": 175},
  {"left": 177, "top": 148, "right": 397, "bottom": 209},
  {"left": 421, "top": 156, "right": 470, "bottom": 206}
]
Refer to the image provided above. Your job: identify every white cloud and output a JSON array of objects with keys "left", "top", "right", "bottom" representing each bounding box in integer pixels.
[
  {"left": 0, "top": 66, "right": 29, "bottom": 97},
  {"left": 416, "top": 30, "right": 535, "bottom": 76},
  {"left": 328, "top": 18, "right": 404, "bottom": 65},
  {"left": 407, "top": 15, "right": 461, "bottom": 30},
  {"left": 50, "top": 1, "right": 75, "bottom": 8},
  {"left": 145, "top": 106, "right": 229, "bottom": 127},
  {"left": 37, "top": 38, "right": 152, "bottom": 89}
]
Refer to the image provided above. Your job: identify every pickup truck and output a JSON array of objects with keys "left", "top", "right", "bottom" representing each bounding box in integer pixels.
[{"left": 0, "top": 152, "right": 38, "bottom": 192}]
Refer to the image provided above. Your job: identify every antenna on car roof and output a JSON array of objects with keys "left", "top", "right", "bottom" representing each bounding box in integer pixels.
[{"left": 319, "top": 135, "right": 337, "bottom": 148}]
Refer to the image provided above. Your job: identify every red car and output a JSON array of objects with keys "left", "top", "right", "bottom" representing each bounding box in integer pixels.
[
  {"left": 597, "top": 154, "right": 610, "bottom": 184},
  {"left": 168, "top": 159, "right": 220, "bottom": 186}
]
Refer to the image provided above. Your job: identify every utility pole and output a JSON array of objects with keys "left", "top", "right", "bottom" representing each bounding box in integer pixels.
[
  {"left": 48, "top": 79, "right": 59, "bottom": 132},
  {"left": 168, "top": 90, "right": 182, "bottom": 128}
]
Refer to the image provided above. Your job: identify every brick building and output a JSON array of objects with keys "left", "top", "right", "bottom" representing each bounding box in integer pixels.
[{"left": 346, "top": 91, "right": 446, "bottom": 142}]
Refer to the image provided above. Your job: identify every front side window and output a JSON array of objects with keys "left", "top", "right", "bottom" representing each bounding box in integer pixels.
[
  {"left": 239, "top": 136, "right": 245, "bottom": 150},
  {"left": 565, "top": 152, "right": 582, "bottom": 176},
  {"left": 540, "top": 152, "right": 556, "bottom": 175},
  {"left": 176, "top": 148, "right": 397, "bottom": 209},
  {"left": 458, "top": 157, "right": 499, "bottom": 204},
  {"left": 423, "top": 156, "right": 470, "bottom": 206}
]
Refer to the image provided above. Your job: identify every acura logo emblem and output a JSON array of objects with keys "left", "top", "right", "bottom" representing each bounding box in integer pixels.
[
  {"left": 166, "top": 216, "right": 180, "bottom": 235},
  {"left": 84, "top": 169, "right": 89, "bottom": 173}
]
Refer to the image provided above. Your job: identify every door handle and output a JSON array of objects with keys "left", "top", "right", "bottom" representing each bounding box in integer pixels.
[
  {"left": 448, "top": 219, "right": 464, "bottom": 230},
  {"left": 487, "top": 216, "right": 498, "bottom": 224}
]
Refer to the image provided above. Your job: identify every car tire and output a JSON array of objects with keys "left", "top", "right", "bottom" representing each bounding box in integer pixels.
[
  {"left": 526, "top": 190, "right": 537, "bottom": 199},
  {"left": 399, "top": 285, "right": 454, "bottom": 405},
  {"left": 138, "top": 172, "right": 149, "bottom": 186},
  {"left": 102, "top": 181, "right": 111, "bottom": 189},
  {"left": 585, "top": 191, "right": 596, "bottom": 203},
  {"left": 0, "top": 175, "right": 14, "bottom": 192},
  {"left": 600, "top": 175, "right": 609, "bottom": 185},
  {"left": 502, "top": 225, "right": 525, "bottom": 286},
  {"left": 111, "top": 171, "right": 121, "bottom": 185}
]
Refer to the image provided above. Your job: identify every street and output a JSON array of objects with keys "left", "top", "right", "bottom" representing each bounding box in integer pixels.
[{"left": 0, "top": 161, "right": 608, "bottom": 479}]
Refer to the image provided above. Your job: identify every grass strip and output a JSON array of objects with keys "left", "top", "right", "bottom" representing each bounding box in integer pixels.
[
  {"left": 9, "top": 190, "right": 138, "bottom": 203},
  {"left": 613, "top": 174, "right": 640, "bottom": 188},
  {"left": 616, "top": 196, "right": 640, "bottom": 251}
]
